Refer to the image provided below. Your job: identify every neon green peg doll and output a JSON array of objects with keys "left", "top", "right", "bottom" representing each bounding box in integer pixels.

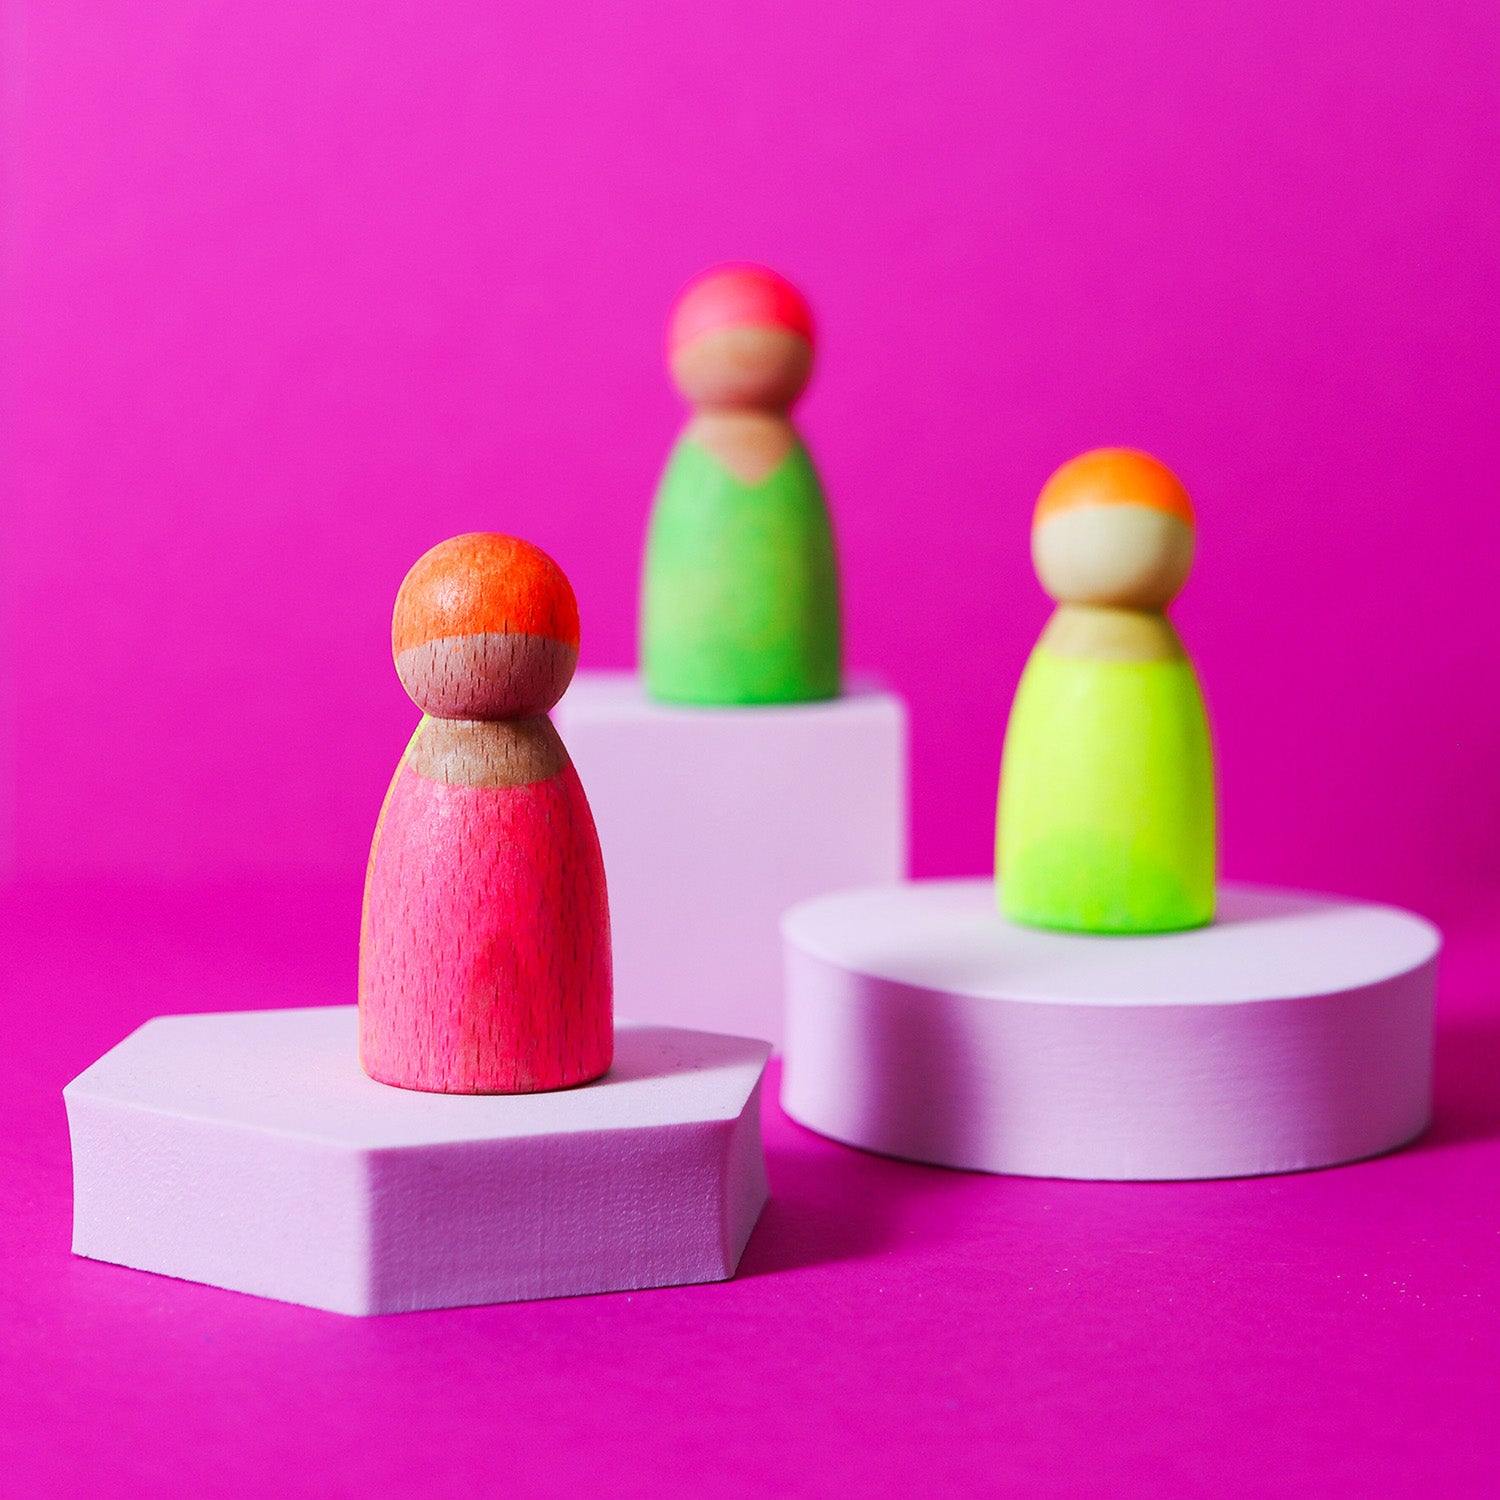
[{"left": 640, "top": 263, "right": 841, "bottom": 705}]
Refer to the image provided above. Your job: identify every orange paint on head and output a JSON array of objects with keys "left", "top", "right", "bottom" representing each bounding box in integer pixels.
[
  {"left": 1034, "top": 449, "right": 1195, "bottom": 530},
  {"left": 668, "top": 264, "right": 814, "bottom": 355},
  {"left": 392, "top": 534, "right": 580, "bottom": 657}
]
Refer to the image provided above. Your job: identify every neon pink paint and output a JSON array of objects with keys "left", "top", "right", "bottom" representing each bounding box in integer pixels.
[
  {"left": 667, "top": 264, "right": 815, "bottom": 353},
  {"left": 359, "top": 760, "right": 612, "bottom": 1094}
]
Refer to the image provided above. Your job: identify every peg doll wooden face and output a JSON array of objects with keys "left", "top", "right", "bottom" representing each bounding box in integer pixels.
[
  {"left": 392, "top": 534, "right": 581, "bottom": 721},
  {"left": 1030, "top": 448, "right": 1196, "bottom": 611},
  {"left": 667, "top": 264, "right": 815, "bottom": 411}
]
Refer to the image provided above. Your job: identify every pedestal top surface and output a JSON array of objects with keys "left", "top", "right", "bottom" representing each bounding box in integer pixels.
[
  {"left": 785, "top": 879, "right": 1440, "bottom": 1005},
  {"left": 65, "top": 1008, "right": 770, "bottom": 1148},
  {"left": 558, "top": 669, "right": 899, "bottom": 720}
]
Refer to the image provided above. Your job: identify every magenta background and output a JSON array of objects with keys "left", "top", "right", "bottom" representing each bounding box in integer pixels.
[
  {"left": 5, "top": 0, "right": 1498, "bottom": 922},
  {"left": 6, "top": 5, "right": 1500, "bottom": 1496}
]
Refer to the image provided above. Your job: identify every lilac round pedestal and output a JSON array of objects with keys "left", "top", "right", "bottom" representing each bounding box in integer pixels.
[{"left": 781, "top": 881, "right": 1439, "bottom": 1181}]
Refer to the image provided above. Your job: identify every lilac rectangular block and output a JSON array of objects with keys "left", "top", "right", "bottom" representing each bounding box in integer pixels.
[{"left": 555, "top": 672, "right": 907, "bottom": 1046}]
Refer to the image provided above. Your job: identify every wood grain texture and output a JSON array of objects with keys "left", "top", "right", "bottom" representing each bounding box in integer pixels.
[
  {"left": 359, "top": 753, "right": 612, "bottom": 1094},
  {"left": 997, "top": 646, "right": 1216, "bottom": 933},
  {"left": 407, "top": 714, "right": 569, "bottom": 788},
  {"left": 361, "top": 532, "right": 611, "bottom": 1094},
  {"left": 393, "top": 534, "right": 580, "bottom": 656},
  {"left": 395, "top": 634, "right": 578, "bottom": 721}
]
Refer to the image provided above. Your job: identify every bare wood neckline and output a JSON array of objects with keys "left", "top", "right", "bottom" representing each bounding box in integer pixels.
[
  {"left": 684, "top": 410, "right": 798, "bottom": 484},
  {"left": 1039, "top": 605, "right": 1186, "bottom": 663},
  {"left": 407, "top": 716, "right": 568, "bottom": 788}
]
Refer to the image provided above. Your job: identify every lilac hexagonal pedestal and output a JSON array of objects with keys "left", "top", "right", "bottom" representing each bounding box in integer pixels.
[{"left": 66, "top": 1007, "right": 770, "bottom": 1315}]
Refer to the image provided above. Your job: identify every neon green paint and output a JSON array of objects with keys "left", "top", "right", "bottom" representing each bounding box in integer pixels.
[
  {"left": 997, "top": 646, "right": 1216, "bottom": 933},
  {"left": 641, "top": 437, "right": 841, "bottom": 704}
]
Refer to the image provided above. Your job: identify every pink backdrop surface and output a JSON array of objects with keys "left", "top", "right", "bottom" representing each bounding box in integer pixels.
[
  {"left": 4, "top": 0, "right": 1498, "bottom": 922},
  {"left": 5, "top": 4, "right": 1500, "bottom": 1495}
]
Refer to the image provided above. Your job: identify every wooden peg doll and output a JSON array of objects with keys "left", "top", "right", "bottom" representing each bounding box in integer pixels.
[
  {"left": 640, "top": 263, "right": 841, "bottom": 704},
  {"left": 359, "top": 534, "right": 612, "bottom": 1093},
  {"left": 997, "top": 449, "right": 1216, "bottom": 933}
]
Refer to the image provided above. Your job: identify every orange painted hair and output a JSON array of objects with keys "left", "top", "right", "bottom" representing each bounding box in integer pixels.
[
  {"left": 1035, "top": 449, "right": 1195, "bottom": 529},
  {"left": 392, "top": 534, "right": 580, "bottom": 657}
]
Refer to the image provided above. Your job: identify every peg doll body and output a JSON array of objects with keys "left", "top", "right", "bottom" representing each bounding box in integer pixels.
[
  {"left": 641, "top": 263, "right": 841, "bottom": 705},
  {"left": 997, "top": 450, "right": 1216, "bottom": 934},
  {"left": 359, "top": 534, "right": 612, "bottom": 1093}
]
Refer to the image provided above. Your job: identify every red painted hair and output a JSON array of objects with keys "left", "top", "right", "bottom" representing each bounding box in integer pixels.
[
  {"left": 668, "top": 263, "right": 814, "bottom": 353},
  {"left": 393, "top": 534, "right": 580, "bottom": 656}
]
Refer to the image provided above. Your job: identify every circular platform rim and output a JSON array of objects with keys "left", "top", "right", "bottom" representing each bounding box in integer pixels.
[
  {"left": 782, "top": 878, "right": 1440, "bottom": 1010},
  {"left": 780, "top": 878, "right": 1437, "bottom": 1181}
]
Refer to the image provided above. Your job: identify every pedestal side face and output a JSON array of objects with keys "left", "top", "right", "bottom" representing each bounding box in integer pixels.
[
  {"left": 365, "top": 1120, "right": 740, "bottom": 1313},
  {"left": 66, "top": 1009, "right": 770, "bottom": 1314},
  {"left": 782, "top": 880, "right": 1438, "bottom": 1181},
  {"left": 720, "top": 1072, "right": 770, "bottom": 1270},
  {"left": 555, "top": 673, "right": 908, "bottom": 1046},
  {"left": 65, "top": 1091, "right": 375, "bottom": 1315}
]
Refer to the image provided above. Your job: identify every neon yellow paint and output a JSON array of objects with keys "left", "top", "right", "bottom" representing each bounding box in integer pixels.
[{"left": 997, "top": 646, "right": 1216, "bottom": 933}]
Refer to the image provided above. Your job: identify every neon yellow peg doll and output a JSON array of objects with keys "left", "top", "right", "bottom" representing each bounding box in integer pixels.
[{"left": 997, "top": 448, "right": 1216, "bottom": 933}]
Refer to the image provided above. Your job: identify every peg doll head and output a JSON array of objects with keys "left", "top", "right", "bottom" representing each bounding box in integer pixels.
[
  {"left": 1031, "top": 449, "right": 1195, "bottom": 611},
  {"left": 392, "top": 534, "right": 580, "bottom": 720},
  {"left": 667, "top": 263, "right": 815, "bottom": 412}
]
